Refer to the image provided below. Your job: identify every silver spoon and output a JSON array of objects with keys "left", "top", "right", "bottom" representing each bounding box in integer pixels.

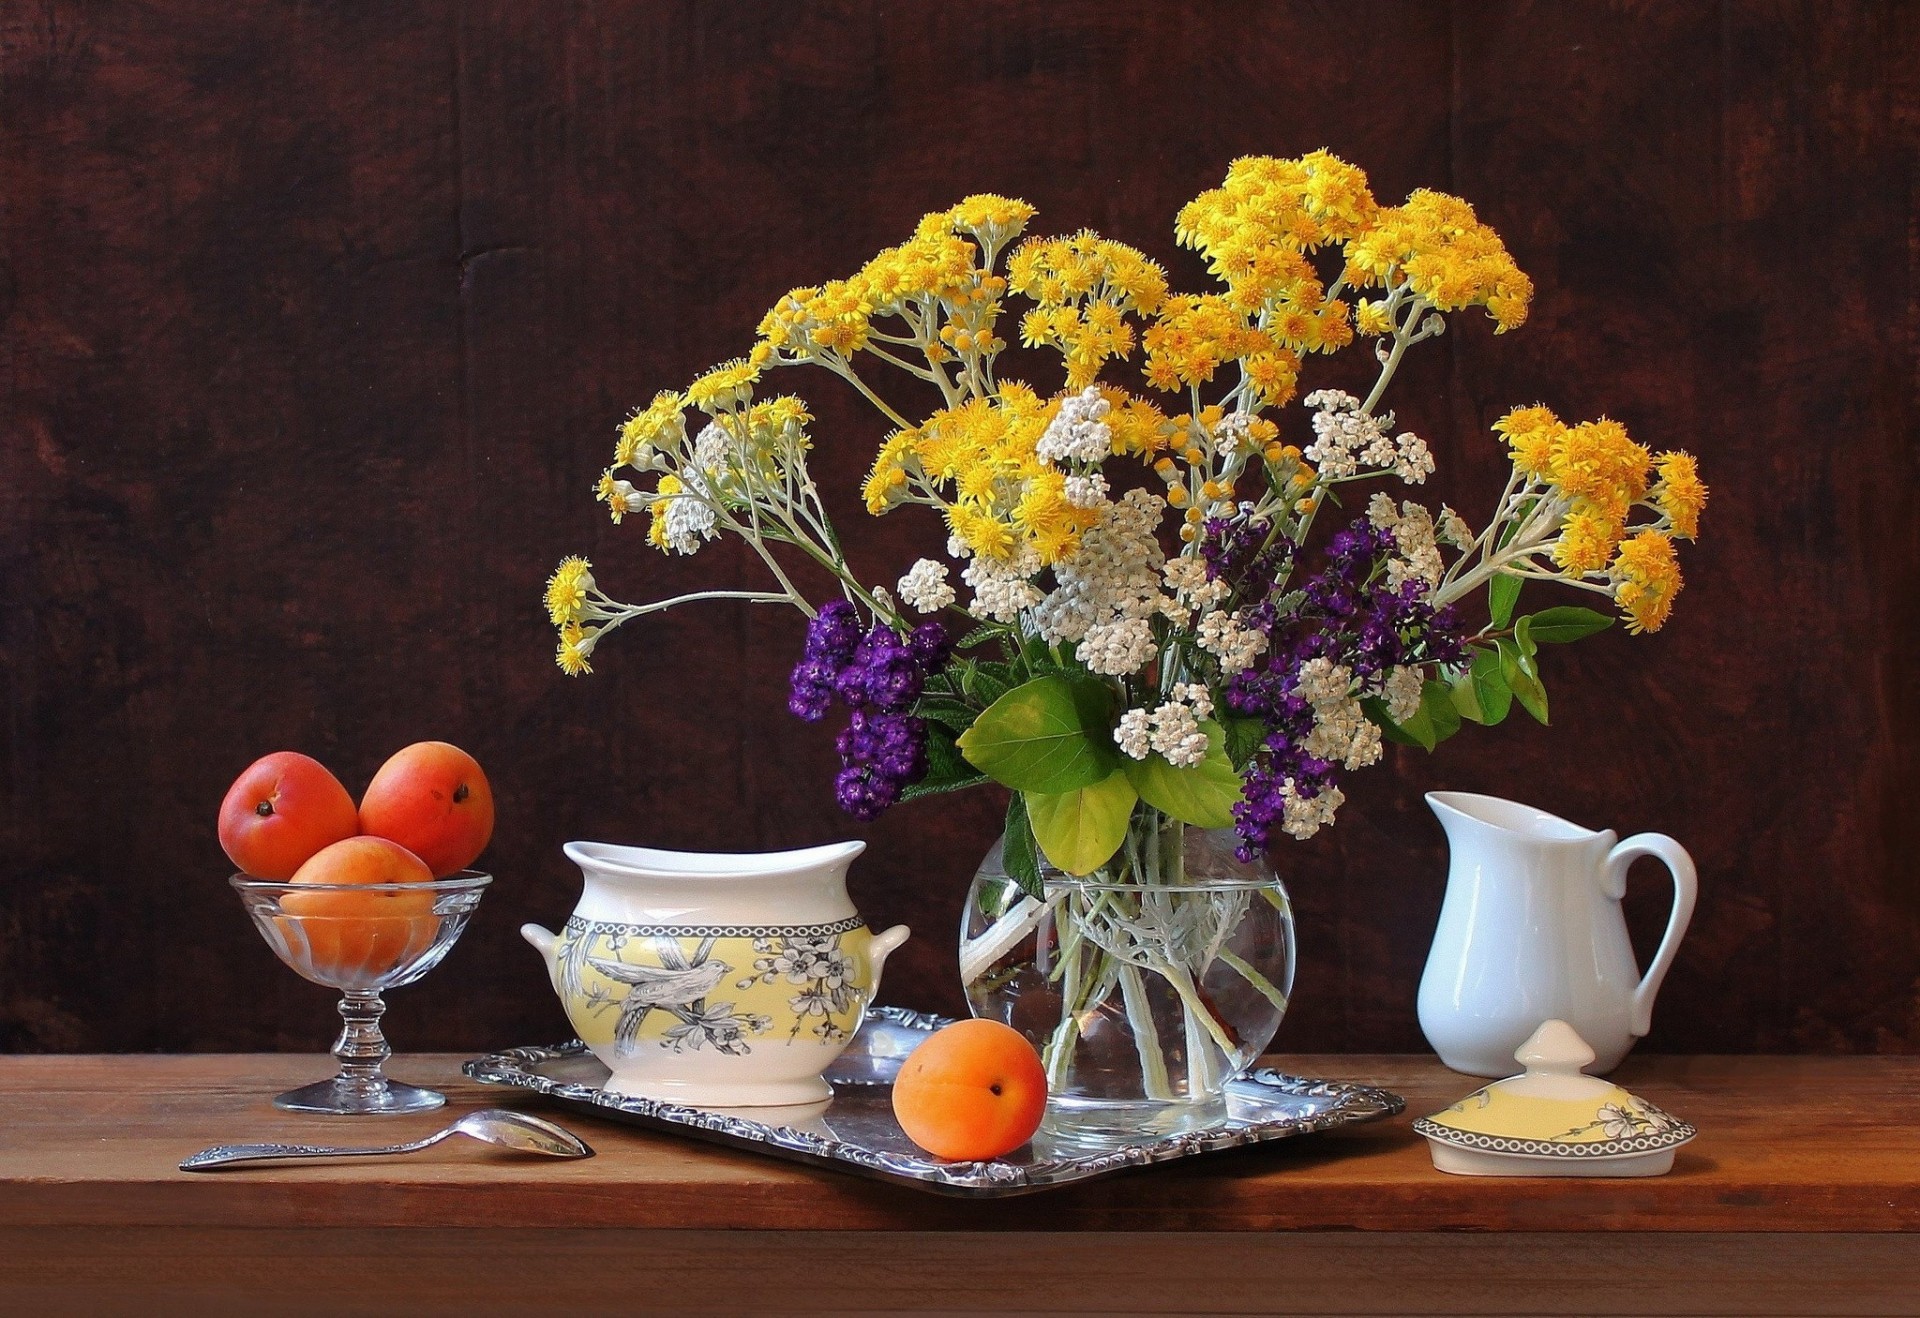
[{"left": 179, "top": 1108, "right": 593, "bottom": 1171}]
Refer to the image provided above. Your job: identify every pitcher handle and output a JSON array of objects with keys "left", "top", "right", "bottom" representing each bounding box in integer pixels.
[{"left": 1601, "top": 833, "right": 1698, "bottom": 1038}]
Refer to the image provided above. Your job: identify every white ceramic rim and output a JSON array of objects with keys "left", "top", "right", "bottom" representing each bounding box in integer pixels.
[
  {"left": 1425, "top": 790, "right": 1598, "bottom": 843},
  {"left": 563, "top": 839, "right": 864, "bottom": 880}
]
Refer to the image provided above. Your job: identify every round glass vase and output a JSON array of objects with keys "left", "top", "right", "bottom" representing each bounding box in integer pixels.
[{"left": 960, "top": 810, "right": 1295, "bottom": 1143}]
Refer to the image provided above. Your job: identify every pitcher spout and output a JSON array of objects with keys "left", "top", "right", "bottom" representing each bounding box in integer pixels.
[{"left": 1426, "top": 790, "right": 1599, "bottom": 845}]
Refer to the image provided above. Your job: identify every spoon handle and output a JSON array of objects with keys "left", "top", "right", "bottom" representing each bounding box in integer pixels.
[{"left": 180, "top": 1136, "right": 436, "bottom": 1171}]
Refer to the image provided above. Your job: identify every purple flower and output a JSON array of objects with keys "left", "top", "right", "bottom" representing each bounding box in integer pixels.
[
  {"left": 788, "top": 609, "right": 948, "bottom": 821},
  {"left": 1221, "top": 514, "right": 1468, "bottom": 860}
]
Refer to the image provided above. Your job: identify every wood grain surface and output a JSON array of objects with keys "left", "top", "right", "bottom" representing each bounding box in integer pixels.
[
  {"left": 1, "top": 2, "right": 1917, "bottom": 1057},
  {"left": 3, "top": 1228, "right": 1917, "bottom": 1316},
  {"left": 6, "top": 1052, "right": 1920, "bottom": 1315},
  {"left": 3, "top": 1051, "right": 1917, "bottom": 1234}
]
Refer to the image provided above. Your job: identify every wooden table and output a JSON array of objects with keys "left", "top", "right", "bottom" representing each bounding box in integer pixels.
[{"left": 1, "top": 1053, "right": 1915, "bottom": 1315}]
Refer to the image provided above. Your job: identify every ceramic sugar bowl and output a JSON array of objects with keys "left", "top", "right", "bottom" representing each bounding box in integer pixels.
[
  {"left": 1414, "top": 1020, "right": 1696, "bottom": 1177},
  {"left": 522, "top": 839, "right": 909, "bottom": 1107}
]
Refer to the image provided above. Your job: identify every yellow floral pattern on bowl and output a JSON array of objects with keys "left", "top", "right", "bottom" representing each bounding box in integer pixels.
[
  {"left": 554, "top": 916, "right": 876, "bottom": 1059},
  {"left": 1424, "top": 1085, "right": 1681, "bottom": 1145}
]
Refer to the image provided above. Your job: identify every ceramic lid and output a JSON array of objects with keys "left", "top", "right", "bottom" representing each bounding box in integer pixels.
[{"left": 1412, "top": 1021, "right": 1696, "bottom": 1162}]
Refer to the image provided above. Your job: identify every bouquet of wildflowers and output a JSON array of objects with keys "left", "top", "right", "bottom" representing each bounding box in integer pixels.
[{"left": 549, "top": 152, "right": 1704, "bottom": 895}]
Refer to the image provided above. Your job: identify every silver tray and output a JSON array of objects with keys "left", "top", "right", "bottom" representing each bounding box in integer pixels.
[{"left": 464, "top": 1008, "right": 1404, "bottom": 1197}]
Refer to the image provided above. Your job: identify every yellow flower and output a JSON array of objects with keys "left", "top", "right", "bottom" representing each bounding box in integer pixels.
[
  {"left": 685, "top": 359, "right": 760, "bottom": 412},
  {"left": 863, "top": 430, "right": 918, "bottom": 514},
  {"left": 1355, "top": 299, "right": 1393, "bottom": 337},
  {"left": 946, "top": 498, "right": 1014, "bottom": 559},
  {"left": 615, "top": 391, "right": 685, "bottom": 467},
  {"left": 1494, "top": 405, "right": 1564, "bottom": 479},
  {"left": 595, "top": 470, "right": 637, "bottom": 524},
  {"left": 544, "top": 556, "right": 594, "bottom": 626},
  {"left": 1140, "top": 294, "right": 1268, "bottom": 392},
  {"left": 1549, "top": 418, "right": 1650, "bottom": 522},
  {"left": 555, "top": 621, "right": 595, "bottom": 676},
  {"left": 1172, "top": 153, "right": 1372, "bottom": 319},
  {"left": 1651, "top": 451, "right": 1707, "bottom": 539},
  {"left": 646, "top": 473, "right": 684, "bottom": 550},
  {"left": 1552, "top": 510, "right": 1624, "bottom": 576},
  {"left": 1611, "top": 531, "right": 1683, "bottom": 634},
  {"left": 1343, "top": 189, "right": 1532, "bottom": 331},
  {"left": 946, "top": 194, "right": 1036, "bottom": 246}
]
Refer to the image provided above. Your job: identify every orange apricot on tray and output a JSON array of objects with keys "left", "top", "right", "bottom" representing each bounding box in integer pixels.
[
  {"left": 275, "top": 836, "right": 440, "bottom": 987},
  {"left": 890, "top": 1018, "right": 1048, "bottom": 1161}
]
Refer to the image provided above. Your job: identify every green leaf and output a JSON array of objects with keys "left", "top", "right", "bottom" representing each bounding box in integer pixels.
[
  {"left": 958, "top": 660, "right": 1016, "bottom": 708},
  {"left": 1024, "top": 772, "right": 1138, "bottom": 876},
  {"left": 1363, "top": 697, "right": 1426, "bottom": 747},
  {"left": 1421, "top": 679, "right": 1463, "bottom": 746},
  {"left": 954, "top": 623, "right": 1002, "bottom": 651},
  {"left": 1452, "top": 647, "right": 1512, "bottom": 726},
  {"left": 901, "top": 724, "right": 989, "bottom": 802},
  {"left": 1223, "top": 715, "right": 1267, "bottom": 770},
  {"left": 1489, "top": 573, "right": 1522, "bottom": 629},
  {"left": 1498, "top": 638, "right": 1550, "bottom": 725},
  {"left": 956, "top": 675, "right": 1119, "bottom": 793},
  {"left": 1001, "top": 792, "right": 1044, "bottom": 899},
  {"left": 1514, "top": 614, "right": 1538, "bottom": 659},
  {"left": 1121, "top": 721, "right": 1243, "bottom": 829},
  {"left": 1523, "top": 606, "right": 1615, "bottom": 645},
  {"left": 913, "top": 695, "right": 980, "bottom": 734}
]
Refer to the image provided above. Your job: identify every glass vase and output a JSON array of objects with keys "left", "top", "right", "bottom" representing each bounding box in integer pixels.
[{"left": 961, "top": 809, "right": 1294, "bottom": 1141}]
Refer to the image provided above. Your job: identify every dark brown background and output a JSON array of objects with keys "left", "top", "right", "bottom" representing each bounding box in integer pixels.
[{"left": 2, "top": 1, "right": 1915, "bottom": 1057}]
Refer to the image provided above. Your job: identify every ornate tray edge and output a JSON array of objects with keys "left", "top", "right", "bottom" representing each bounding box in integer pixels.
[{"left": 464, "top": 1007, "right": 1405, "bottom": 1198}]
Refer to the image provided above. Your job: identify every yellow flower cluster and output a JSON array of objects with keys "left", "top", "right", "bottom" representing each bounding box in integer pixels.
[
  {"left": 1175, "top": 152, "right": 1376, "bottom": 308},
  {"left": 685, "top": 358, "right": 761, "bottom": 413},
  {"left": 1141, "top": 294, "right": 1309, "bottom": 408},
  {"left": 1611, "top": 531, "right": 1683, "bottom": 635},
  {"left": 1345, "top": 190, "right": 1533, "bottom": 331},
  {"left": 757, "top": 195, "right": 1035, "bottom": 373},
  {"left": 864, "top": 384, "right": 1110, "bottom": 564},
  {"left": 1008, "top": 232, "right": 1168, "bottom": 389},
  {"left": 544, "top": 556, "right": 593, "bottom": 626},
  {"left": 615, "top": 390, "right": 687, "bottom": 467},
  {"left": 644, "top": 473, "right": 686, "bottom": 550},
  {"left": 1651, "top": 451, "right": 1706, "bottom": 539},
  {"left": 1493, "top": 405, "right": 1705, "bottom": 631}
]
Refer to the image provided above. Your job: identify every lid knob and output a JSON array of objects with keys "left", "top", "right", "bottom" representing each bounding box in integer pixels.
[{"left": 1514, "top": 1019, "right": 1597, "bottom": 1075}]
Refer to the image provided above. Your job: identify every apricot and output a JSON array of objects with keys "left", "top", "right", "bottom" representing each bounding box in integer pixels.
[
  {"left": 277, "top": 836, "right": 438, "bottom": 985},
  {"left": 357, "top": 741, "right": 494, "bottom": 877},
  {"left": 218, "top": 751, "right": 360, "bottom": 880},
  {"left": 891, "top": 1019, "right": 1048, "bottom": 1161}
]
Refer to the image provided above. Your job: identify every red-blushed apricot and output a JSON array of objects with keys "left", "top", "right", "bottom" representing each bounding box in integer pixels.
[
  {"left": 218, "top": 751, "right": 360, "bottom": 880},
  {"left": 357, "top": 742, "right": 494, "bottom": 877},
  {"left": 891, "top": 1019, "right": 1048, "bottom": 1161},
  {"left": 277, "top": 836, "right": 438, "bottom": 984}
]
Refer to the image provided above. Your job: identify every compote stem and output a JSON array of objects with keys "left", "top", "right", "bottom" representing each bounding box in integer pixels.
[{"left": 332, "top": 990, "right": 394, "bottom": 1100}]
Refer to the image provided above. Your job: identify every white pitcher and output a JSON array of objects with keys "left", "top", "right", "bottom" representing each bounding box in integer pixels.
[{"left": 1417, "top": 792, "right": 1697, "bottom": 1077}]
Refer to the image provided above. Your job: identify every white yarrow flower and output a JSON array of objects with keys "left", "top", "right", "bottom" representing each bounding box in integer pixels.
[
  {"left": 1437, "top": 505, "right": 1474, "bottom": 549},
  {"left": 1063, "top": 472, "right": 1110, "bottom": 509},
  {"left": 896, "top": 558, "right": 955, "bottom": 614},
  {"left": 1394, "top": 432, "right": 1435, "bottom": 483},
  {"left": 1383, "top": 665, "right": 1425, "bottom": 723},
  {"left": 1036, "top": 386, "right": 1113, "bottom": 464},
  {"left": 1077, "top": 618, "right": 1155, "bottom": 676},
  {"left": 1114, "top": 708, "right": 1153, "bottom": 760},
  {"left": 1197, "top": 609, "right": 1267, "bottom": 675}
]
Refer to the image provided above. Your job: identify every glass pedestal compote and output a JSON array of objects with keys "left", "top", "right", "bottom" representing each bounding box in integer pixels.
[{"left": 230, "top": 871, "right": 491, "bottom": 1115}]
